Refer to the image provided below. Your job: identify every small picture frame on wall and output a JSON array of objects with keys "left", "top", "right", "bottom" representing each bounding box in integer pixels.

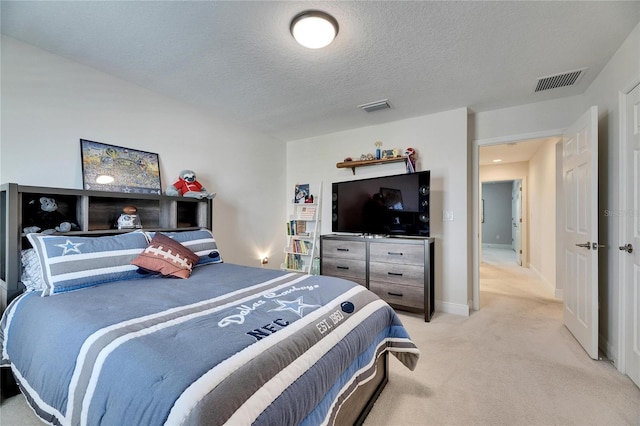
[
  {"left": 382, "top": 149, "right": 395, "bottom": 159},
  {"left": 80, "top": 139, "right": 162, "bottom": 194}
]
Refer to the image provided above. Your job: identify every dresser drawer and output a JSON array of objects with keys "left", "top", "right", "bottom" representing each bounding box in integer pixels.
[
  {"left": 324, "top": 276, "right": 367, "bottom": 287},
  {"left": 321, "top": 257, "right": 366, "bottom": 281},
  {"left": 369, "top": 262, "right": 423, "bottom": 287},
  {"left": 369, "top": 242, "right": 424, "bottom": 265},
  {"left": 369, "top": 281, "right": 423, "bottom": 309},
  {"left": 322, "top": 239, "right": 366, "bottom": 260}
]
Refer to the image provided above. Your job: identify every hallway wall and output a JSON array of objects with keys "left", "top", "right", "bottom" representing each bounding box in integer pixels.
[{"left": 481, "top": 181, "right": 513, "bottom": 246}]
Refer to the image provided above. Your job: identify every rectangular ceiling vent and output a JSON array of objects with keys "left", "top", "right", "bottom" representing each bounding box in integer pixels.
[
  {"left": 534, "top": 68, "right": 587, "bottom": 92},
  {"left": 358, "top": 99, "right": 391, "bottom": 112}
]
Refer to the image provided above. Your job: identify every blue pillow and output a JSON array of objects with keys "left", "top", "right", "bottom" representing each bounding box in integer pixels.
[
  {"left": 27, "top": 232, "right": 150, "bottom": 296},
  {"left": 145, "top": 229, "right": 222, "bottom": 266}
]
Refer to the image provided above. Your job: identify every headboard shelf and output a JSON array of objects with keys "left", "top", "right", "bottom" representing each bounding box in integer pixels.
[{"left": 1, "top": 183, "right": 213, "bottom": 312}]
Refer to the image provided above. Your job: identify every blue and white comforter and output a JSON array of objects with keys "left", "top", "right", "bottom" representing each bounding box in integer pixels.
[{"left": 0, "top": 263, "right": 419, "bottom": 425}]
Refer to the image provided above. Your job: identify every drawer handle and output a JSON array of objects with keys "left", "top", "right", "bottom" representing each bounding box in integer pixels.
[
  {"left": 337, "top": 248, "right": 350, "bottom": 252},
  {"left": 388, "top": 292, "right": 403, "bottom": 297},
  {"left": 336, "top": 266, "right": 350, "bottom": 270},
  {"left": 388, "top": 252, "right": 403, "bottom": 256},
  {"left": 388, "top": 272, "right": 403, "bottom": 277}
]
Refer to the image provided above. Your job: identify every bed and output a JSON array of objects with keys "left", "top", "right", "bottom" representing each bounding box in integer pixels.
[{"left": 0, "top": 230, "right": 419, "bottom": 425}]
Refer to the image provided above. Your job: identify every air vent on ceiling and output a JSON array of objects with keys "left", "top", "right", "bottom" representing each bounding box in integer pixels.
[
  {"left": 358, "top": 99, "right": 391, "bottom": 112},
  {"left": 534, "top": 68, "right": 587, "bottom": 92}
]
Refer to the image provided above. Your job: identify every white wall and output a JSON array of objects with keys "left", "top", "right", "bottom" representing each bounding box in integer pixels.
[
  {"left": 527, "top": 138, "right": 558, "bottom": 290},
  {"left": 287, "top": 108, "right": 471, "bottom": 316},
  {"left": 0, "top": 36, "right": 287, "bottom": 268},
  {"left": 472, "top": 96, "right": 583, "bottom": 144}
]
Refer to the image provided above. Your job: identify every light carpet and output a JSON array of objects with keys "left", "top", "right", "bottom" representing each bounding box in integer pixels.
[
  {"left": 364, "top": 247, "right": 640, "bottom": 425},
  {"left": 1, "top": 247, "right": 639, "bottom": 425}
]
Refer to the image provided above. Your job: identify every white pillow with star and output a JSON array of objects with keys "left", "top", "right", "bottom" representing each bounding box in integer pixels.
[{"left": 27, "top": 231, "right": 150, "bottom": 296}]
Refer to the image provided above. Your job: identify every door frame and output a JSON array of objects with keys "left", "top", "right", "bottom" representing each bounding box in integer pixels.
[
  {"left": 513, "top": 179, "right": 523, "bottom": 266},
  {"left": 616, "top": 77, "right": 640, "bottom": 375},
  {"left": 472, "top": 128, "right": 565, "bottom": 310}
]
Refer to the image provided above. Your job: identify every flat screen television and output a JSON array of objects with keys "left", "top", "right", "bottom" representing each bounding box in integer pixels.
[{"left": 331, "top": 170, "right": 430, "bottom": 237}]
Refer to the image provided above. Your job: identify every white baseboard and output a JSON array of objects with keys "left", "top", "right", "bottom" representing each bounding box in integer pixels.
[
  {"left": 528, "top": 263, "right": 560, "bottom": 299},
  {"left": 436, "top": 300, "right": 470, "bottom": 316},
  {"left": 481, "top": 243, "right": 513, "bottom": 249}
]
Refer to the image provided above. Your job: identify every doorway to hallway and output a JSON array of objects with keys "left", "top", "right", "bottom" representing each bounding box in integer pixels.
[{"left": 480, "top": 245, "right": 553, "bottom": 300}]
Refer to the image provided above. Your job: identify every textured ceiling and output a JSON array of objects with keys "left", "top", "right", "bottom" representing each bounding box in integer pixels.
[
  {"left": 1, "top": 1, "right": 639, "bottom": 141},
  {"left": 479, "top": 137, "right": 554, "bottom": 166}
]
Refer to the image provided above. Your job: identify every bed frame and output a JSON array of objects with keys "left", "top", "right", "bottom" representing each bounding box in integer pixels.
[
  {"left": 337, "top": 352, "right": 389, "bottom": 425},
  {"left": 1, "top": 351, "right": 388, "bottom": 423}
]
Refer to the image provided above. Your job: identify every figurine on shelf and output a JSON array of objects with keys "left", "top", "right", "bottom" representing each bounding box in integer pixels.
[
  {"left": 375, "top": 141, "right": 383, "bottom": 159},
  {"left": 405, "top": 147, "right": 417, "bottom": 173},
  {"left": 23, "top": 197, "right": 79, "bottom": 234},
  {"left": 116, "top": 205, "right": 142, "bottom": 230}
]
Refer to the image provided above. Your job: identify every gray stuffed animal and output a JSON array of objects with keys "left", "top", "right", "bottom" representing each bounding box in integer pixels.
[{"left": 166, "top": 169, "right": 215, "bottom": 199}]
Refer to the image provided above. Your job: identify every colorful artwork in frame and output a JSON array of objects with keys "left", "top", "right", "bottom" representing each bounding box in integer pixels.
[{"left": 80, "top": 139, "right": 162, "bottom": 194}]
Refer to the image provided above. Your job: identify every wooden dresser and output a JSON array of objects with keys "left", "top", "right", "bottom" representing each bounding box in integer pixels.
[{"left": 320, "top": 235, "right": 434, "bottom": 322}]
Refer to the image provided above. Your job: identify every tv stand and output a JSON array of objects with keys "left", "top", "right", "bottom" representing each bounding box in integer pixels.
[{"left": 320, "top": 234, "right": 435, "bottom": 322}]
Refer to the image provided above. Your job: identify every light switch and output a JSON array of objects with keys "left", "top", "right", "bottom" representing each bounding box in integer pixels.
[{"left": 443, "top": 210, "right": 454, "bottom": 222}]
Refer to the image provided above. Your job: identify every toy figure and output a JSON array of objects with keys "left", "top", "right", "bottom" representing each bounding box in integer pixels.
[
  {"left": 166, "top": 169, "right": 215, "bottom": 199},
  {"left": 23, "top": 197, "right": 79, "bottom": 234}
]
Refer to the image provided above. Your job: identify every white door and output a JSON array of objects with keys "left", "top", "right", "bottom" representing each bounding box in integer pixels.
[
  {"left": 623, "top": 83, "right": 640, "bottom": 387},
  {"left": 562, "top": 106, "right": 599, "bottom": 359},
  {"left": 513, "top": 181, "right": 523, "bottom": 266}
]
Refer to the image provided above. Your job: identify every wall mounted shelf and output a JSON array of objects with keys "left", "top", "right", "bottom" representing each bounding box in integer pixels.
[{"left": 336, "top": 156, "right": 407, "bottom": 175}]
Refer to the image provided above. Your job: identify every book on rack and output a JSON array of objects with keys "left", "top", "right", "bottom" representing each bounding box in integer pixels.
[
  {"left": 288, "top": 220, "right": 304, "bottom": 236},
  {"left": 294, "top": 183, "right": 310, "bottom": 203},
  {"left": 285, "top": 253, "right": 303, "bottom": 270},
  {"left": 292, "top": 239, "right": 312, "bottom": 254},
  {"left": 299, "top": 206, "right": 316, "bottom": 220}
]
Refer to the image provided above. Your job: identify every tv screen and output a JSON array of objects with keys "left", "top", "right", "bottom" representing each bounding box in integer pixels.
[{"left": 331, "top": 170, "right": 430, "bottom": 237}]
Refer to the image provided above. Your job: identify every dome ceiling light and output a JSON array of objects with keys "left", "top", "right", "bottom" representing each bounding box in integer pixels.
[{"left": 290, "top": 10, "right": 338, "bottom": 49}]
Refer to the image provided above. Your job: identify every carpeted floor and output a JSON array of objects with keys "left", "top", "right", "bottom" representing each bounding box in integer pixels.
[
  {"left": 1, "top": 246, "right": 639, "bottom": 425},
  {"left": 363, "top": 246, "right": 640, "bottom": 425}
]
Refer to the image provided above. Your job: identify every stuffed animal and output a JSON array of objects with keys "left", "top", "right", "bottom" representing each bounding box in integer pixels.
[
  {"left": 23, "top": 197, "right": 79, "bottom": 234},
  {"left": 166, "top": 169, "right": 215, "bottom": 199},
  {"left": 404, "top": 147, "right": 417, "bottom": 173}
]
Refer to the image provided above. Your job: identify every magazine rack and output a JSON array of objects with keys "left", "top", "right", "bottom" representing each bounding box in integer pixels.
[{"left": 281, "top": 182, "right": 322, "bottom": 274}]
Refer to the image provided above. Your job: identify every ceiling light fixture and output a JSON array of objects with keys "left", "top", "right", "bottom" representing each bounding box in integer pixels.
[
  {"left": 290, "top": 10, "right": 338, "bottom": 49},
  {"left": 492, "top": 159, "right": 503, "bottom": 163}
]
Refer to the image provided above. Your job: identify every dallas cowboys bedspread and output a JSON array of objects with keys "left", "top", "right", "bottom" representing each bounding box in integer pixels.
[{"left": 0, "top": 263, "right": 419, "bottom": 426}]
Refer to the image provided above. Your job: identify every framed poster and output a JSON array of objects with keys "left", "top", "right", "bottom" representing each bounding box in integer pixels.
[{"left": 80, "top": 139, "right": 162, "bottom": 194}]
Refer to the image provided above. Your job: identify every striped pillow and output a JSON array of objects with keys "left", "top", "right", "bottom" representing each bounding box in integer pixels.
[
  {"left": 145, "top": 229, "right": 223, "bottom": 266},
  {"left": 27, "top": 232, "right": 150, "bottom": 296}
]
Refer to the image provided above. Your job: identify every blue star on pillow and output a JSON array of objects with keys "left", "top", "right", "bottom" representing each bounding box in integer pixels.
[
  {"left": 269, "top": 296, "right": 320, "bottom": 317},
  {"left": 55, "top": 239, "right": 84, "bottom": 255}
]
